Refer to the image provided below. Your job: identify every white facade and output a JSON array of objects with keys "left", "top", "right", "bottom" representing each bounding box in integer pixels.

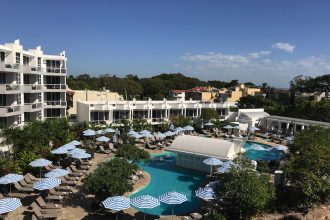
[
  {"left": 0, "top": 40, "right": 67, "bottom": 128},
  {"left": 77, "top": 99, "right": 236, "bottom": 124}
]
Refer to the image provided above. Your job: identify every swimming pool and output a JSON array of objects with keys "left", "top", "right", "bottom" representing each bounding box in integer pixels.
[
  {"left": 129, "top": 152, "right": 206, "bottom": 216},
  {"left": 243, "top": 141, "right": 285, "bottom": 161}
]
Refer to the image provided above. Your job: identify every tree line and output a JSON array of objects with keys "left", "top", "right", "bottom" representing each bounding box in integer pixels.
[{"left": 67, "top": 73, "right": 256, "bottom": 100}]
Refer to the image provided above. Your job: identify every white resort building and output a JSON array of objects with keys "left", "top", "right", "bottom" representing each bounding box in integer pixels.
[
  {"left": 0, "top": 40, "right": 67, "bottom": 128},
  {"left": 168, "top": 135, "right": 243, "bottom": 172},
  {"left": 76, "top": 99, "right": 236, "bottom": 124}
]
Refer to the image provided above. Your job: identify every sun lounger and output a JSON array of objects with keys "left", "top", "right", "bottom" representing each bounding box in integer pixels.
[
  {"left": 14, "top": 182, "right": 34, "bottom": 192},
  {"left": 64, "top": 175, "right": 79, "bottom": 181},
  {"left": 27, "top": 173, "right": 41, "bottom": 182},
  {"left": 70, "top": 165, "right": 85, "bottom": 174},
  {"left": 48, "top": 164, "right": 61, "bottom": 169},
  {"left": 31, "top": 202, "right": 59, "bottom": 214},
  {"left": 45, "top": 195, "right": 63, "bottom": 202},
  {"left": 108, "top": 143, "right": 117, "bottom": 152},
  {"left": 66, "top": 167, "right": 84, "bottom": 177},
  {"left": 36, "top": 196, "right": 62, "bottom": 209},
  {"left": 31, "top": 202, "right": 58, "bottom": 219},
  {"left": 19, "top": 179, "right": 33, "bottom": 188},
  {"left": 59, "top": 177, "right": 77, "bottom": 186},
  {"left": 55, "top": 185, "right": 72, "bottom": 192},
  {"left": 80, "top": 159, "right": 92, "bottom": 166},
  {"left": 49, "top": 189, "right": 68, "bottom": 196},
  {"left": 0, "top": 186, "right": 26, "bottom": 198}
]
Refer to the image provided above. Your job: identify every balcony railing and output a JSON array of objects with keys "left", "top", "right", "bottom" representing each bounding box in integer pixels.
[
  {"left": 0, "top": 105, "right": 21, "bottom": 115},
  {"left": 5, "top": 84, "right": 20, "bottom": 91},
  {"left": 44, "top": 84, "right": 66, "bottom": 90},
  {"left": 24, "top": 103, "right": 42, "bottom": 111},
  {"left": 30, "top": 66, "right": 41, "bottom": 72},
  {"left": 44, "top": 101, "right": 67, "bottom": 107},
  {"left": 46, "top": 67, "right": 66, "bottom": 74},
  {"left": 4, "top": 63, "right": 20, "bottom": 70}
]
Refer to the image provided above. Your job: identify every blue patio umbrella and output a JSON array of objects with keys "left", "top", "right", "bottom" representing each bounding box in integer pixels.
[
  {"left": 183, "top": 125, "right": 194, "bottom": 131},
  {"left": 203, "top": 158, "right": 223, "bottom": 174},
  {"left": 83, "top": 129, "right": 94, "bottom": 133},
  {"left": 102, "top": 196, "right": 130, "bottom": 220},
  {"left": 223, "top": 125, "right": 233, "bottom": 129},
  {"left": 0, "top": 174, "right": 24, "bottom": 194},
  {"left": 163, "top": 131, "right": 175, "bottom": 137},
  {"left": 174, "top": 127, "right": 185, "bottom": 133},
  {"left": 96, "top": 136, "right": 110, "bottom": 142},
  {"left": 69, "top": 140, "right": 81, "bottom": 146},
  {"left": 68, "top": 148, "right": 86, "bottom": 155},
  {"left": 96, "top": 130, "right": 104, "bottom": 135},
  {"left": 33, "top": 178, "right": 61, "bottom": 191},
  {"left": 71, "top": 152, "right": 91, "bottom": 159},
  {"left": 159, "top": 191, "right": 187, "bottom": 220},
  {"left": 131, "top": 195, "right": 160, "bottom": 220},
  {"left": 51, "top": 147, "right": 68, "bottom": 155},
  {"left": 204, "top": 122, "right": 214, "bottom": 126},
  {"left": 83, "top": 130, "right": 96, "bottom": 137},
  {"left": 30, "top": 158, "right": 52, "bottom": 177},
  {"left": 45, "top": 168, "right": 70, "bottom": 178},
  {"left": 195, "top": 187, "right": 216, "bottom": 200},
  {"left": 128, "top": 130, "right": 138, "bottom": 136},
  {"left": 61, "top": 143, "right": 76, "bottom": 150},
  {"left": 250, "top": 127, "right": 260, "bottom": 131},
  {"left": 216, "top": 160, "right": 238, "bottom": 173},
  {"left": 0, "top": 198, "right": 22, "bottom": 214},
  {"left": 104, "top": 128, "right": 115, "bottom": 133},
  {"left": 130, "top": 133, "right": 143, "bottom": 139},
  {"left": 139, "top": 130, "right": 151, "bottom": 135}
]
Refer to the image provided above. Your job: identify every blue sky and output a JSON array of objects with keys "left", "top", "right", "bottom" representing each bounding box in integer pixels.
[{"left": 2, "top": 0, "right": 330, "bottom": 87}]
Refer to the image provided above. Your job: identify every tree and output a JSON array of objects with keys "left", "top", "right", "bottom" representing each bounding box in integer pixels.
[
  {"left": 83, "top": 158, "right": 138, "bottom": 200},
  {"left": 171, "top": 115, "right": 192, "bottom": 128},
  {"left": 217, "top": 160, "right": 275, "bottom": 219},
  {"left": 116, "top": 144, "right": 150, "bottom": 162},
  {"left": 200, "top": 109, "right": 219, "bottom": 122},
  {"left": 283, "top": 127, "right": 330, "bottom": 209}
]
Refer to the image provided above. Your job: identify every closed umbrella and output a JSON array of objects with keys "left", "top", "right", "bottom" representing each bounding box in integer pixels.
[
  {"left": 195, "top": 187, "right": 216, "bottom": 200},
  {"left": 131, "top": 195, "right": 160, "bottom": 220},
  {"left": 0, "top": 198, "right": 22, "bottom": 214},
  {"left": 159, "top": 191, "right": 187, "bottom": 220},
  {"left": 96, "top": 136, "right": 110, "bottom": 142},
  {"left": 203, "top": 158, "right": 223, "bottom": 174},
  {"left": 29, "top": 158, "right": 52, "bottom": 178},
  {"left": 0, "top": 174, "right": 24, "bottom": 194},
  {"left": 33, "top": 178, "right": 61, "bottom": 191},
  {"left": 102, "top": 196, "right": 130, "bottom": 220},
  {"left": 45, "top": 168, "right": 70, "bottom": 178}
]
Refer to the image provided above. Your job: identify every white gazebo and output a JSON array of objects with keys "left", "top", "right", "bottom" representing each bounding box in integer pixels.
[{"left": 168, "top": 136, "right": 243, "bottom": 172}]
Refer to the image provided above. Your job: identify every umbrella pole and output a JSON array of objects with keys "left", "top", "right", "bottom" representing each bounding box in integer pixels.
[
  {"left": 40, "top": 167, "right": 42, "bottom": 178},
  {"left": 10, "top": 184, "right": 12, "bottom": 196},
  {"left": 172, "top": 208, "right": 174, "bottom": 220},
  {"left": 116, "top": 212, "right": 118, "bottom": 220},
  {"left": 144, "top": 208, "right": 146, "bottom": 220}
]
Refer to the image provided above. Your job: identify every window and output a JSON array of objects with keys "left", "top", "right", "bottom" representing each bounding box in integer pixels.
[
  {"left": 16, "top": 73, "right": 21, "bottom": 84},
  {"left": 37, "top": 57, "right": 41, "bottom": 67},
  {"left": 0, "top": 73, "right": 6, "bottom": 84},
  {"left": 23, "top": 75, "right": 29, "bottom": 84},
  {"left": 0, "top": 95, "right": 6, "bottom": 106},
  {"left": 17, "top": 94, "right": 21, "bottom": 105},
  {"left": 90, "top": 111, "right": 109, "bottom": 121},
  {"left": 37, "top": 93, "right": 42, "bottom": 102},
  {"left": 45, "top": 109, "right": 61, "bottom": 117},
  {"left": 23, "top": 56, "right": 29, "bottom": 65},
  {"left": 0, "top": 118, "right": 7, "bottom": 129},
  {"left": 0, "top": 52, "right": 5, "bottom": 62},
  {"left": 15, "top": 53, "right": 20, "bottom": 64},
  {"left": 37, "top": 75, "right": 41, "bottom": 84}
]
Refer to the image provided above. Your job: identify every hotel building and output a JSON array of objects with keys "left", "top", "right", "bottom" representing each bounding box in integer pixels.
[
  {"left": 0, "top": 40, "right": 67, "bottom": 128},
  {"left": 77, "top": 99, "right": 236, "bottom": 124}
]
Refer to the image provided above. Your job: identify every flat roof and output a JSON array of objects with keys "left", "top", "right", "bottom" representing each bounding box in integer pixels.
[
  {"left": 168, "top": 135, "right": 241, "bottom": 160},
  {"left": 267, "top": 115, "right": 330, "bottom": 127}
]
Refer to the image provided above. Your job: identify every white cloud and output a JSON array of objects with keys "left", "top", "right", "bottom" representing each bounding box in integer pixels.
[
  {"left": 272, "top": 42, "right": 295, "bottom": 53},
  {"left": 176, "top": 51, "right": 330, "bottom": 87}
]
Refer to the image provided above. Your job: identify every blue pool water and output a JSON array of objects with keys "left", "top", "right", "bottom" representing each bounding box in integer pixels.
[
  {"left": 243, "top": 141, "right": 285, "bottom": 161},
  {"left": 129, "top": 152, "right": 206, "bottom": 216}
]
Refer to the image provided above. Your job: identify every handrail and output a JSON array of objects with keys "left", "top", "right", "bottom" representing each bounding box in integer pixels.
[
  {"left": 0, "top": 105, "right": 21, "bottom": 113},
  {"left": 45, "top": 101, "right": 66, "bottom": 106},
  {"left": 46, "top": 67, "right": 66, "bottom": 74},
  {"left": 44, "top": 84, "right": 66, "bottom": 90}
]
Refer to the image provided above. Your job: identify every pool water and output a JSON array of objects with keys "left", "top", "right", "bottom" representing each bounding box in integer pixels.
[
  {"left": 243, "top": 141, "right": 285, "bottom": 161},
  {"left": 129, "top": 152, "right": 206, "bottom": 216}
]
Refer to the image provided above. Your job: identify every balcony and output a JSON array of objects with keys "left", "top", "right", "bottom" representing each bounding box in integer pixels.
[
  {"left": 0, "top": 105, "right": 21, "bottom": 116},
  {"left": 23, "top": 103, "right": 42, "bottom": 112},
  {"left": 43, "top": 84, "right": 66, "bottom": 91},
  {"left": 0, "top": 84, "right": 21, "bottom": 94},
  {"left": 44, "top": 101, "right": 67, "bottom": 108},
  {"left": 45, "top": 67, "right": 66, "bottom": 74},
  {"left": 22, "top": 84, "right": 42, "bottom": 92},
  {"left": 0, "top": 62, "right": 20, "bottom": 72}
]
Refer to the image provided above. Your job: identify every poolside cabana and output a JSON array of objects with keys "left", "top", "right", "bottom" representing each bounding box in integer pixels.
[{"left": 168, "top": 136, "right": 243, "bottom": 172}]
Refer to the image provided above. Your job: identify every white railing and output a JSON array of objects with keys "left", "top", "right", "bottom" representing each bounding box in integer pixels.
[
  {"left": 44, "top": 101, "right": 67, "bottom": 106},
  {"left": 46, "top": 67, "right": 66, "bottom": 74},
  {"left": 24, "top": 103, "right": 42, "bottom": 111},
  {"left": 44, "top": 84, "right": 66, "bottom": 90},
  {"left": 0, "top": 105, "right": 21, "bottom": 115}
]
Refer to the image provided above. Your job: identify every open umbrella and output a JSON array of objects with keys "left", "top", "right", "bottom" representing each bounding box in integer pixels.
[
  {"left": 130, "top": 195, "right": 160, "bottom": 220},
  {"left": 68, "top": 148, "right": 86, "bottom": 155},
  {"left": 51, "top": 147, "right": 68, "bottom": 155},
  {"left": 104, "top": 128, "right": 115, "bottom": 133},
  {"left": 159, "top": 191, "right": 187, "bottom": 220},
  {"left": 163, "top": 131, "right": 175, "bottom": 137},
  {"left": 45, "top": 168, "right": 70, "bottom": 178},
  {"left": 29, "top": 158, "right": 52, "bottom": 178},
  {"left": 83, "top": 129, "right": 94, "bottom": 133},
  {"left": 0, "top": 198, "right": 22, "bottom": 214},
  {"left": 183, "top": 125, "right": 194, "bottom": 131},
  {"left": 203, "top": 158, "right": 223, "bottom": 174},
  {"left": 69, "top": 140, "right": 81, "bottom": 146},
  {"left": 250, "top": 127, "right": 260, "bottom": 131},
  {"left": 0, "top": 174, "right": 24, "bottom": 194},
  {"left": 195, "top": 187, "right": 216, "bottom": 200},
  {"left": 216, "top": 160, "right": 238, "bottom": 173},
  {"left": 223, "top": 125, "right": 233, "bottom": 129},
  {"left": 96, "top": 136, "right": 110, "bottom": 142},
  {"left": 61, "top": 143, "right": 76, "bottom": 151},
  {"left": 83, "top": 130, "right": 96, "bottom": 137},
  {"left": 33, "top": 178, "right": 61, "bottom": 191},
  {"left": 174, "top": 127, "right": 185, "bottom": 133},
  {"left": 71, "top": 152, "right": 91, "bottom": 159},
  {"left": 204, "top": 122, "right": 214, "bottom": 126},
  {"left": 102, "top": 196, "right": 130, "bottom": 220}
]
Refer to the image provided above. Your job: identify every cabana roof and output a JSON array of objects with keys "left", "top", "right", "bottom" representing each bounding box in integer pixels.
[{"left": 168, "top": 136, "right": 241, "bottom": 160}]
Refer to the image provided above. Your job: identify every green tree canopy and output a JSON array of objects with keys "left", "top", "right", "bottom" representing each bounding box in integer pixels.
[
  {"left": 283, "top": 127, "right": 330, "bottom": 209},
  {"left": 171, "top": 115, "right": 192, "bottom": 128},
  {"left": 217, "top": 160, "right": 275, "bottom": 219},
  {"left": 116, "top": 144, "right": 150, "bottom": 162},
  {"left": 200, "top": 108, "right": 219, "bottom": 122},
  {"left": 83, "top": 158, "right": 138, "bottom": 200}
]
